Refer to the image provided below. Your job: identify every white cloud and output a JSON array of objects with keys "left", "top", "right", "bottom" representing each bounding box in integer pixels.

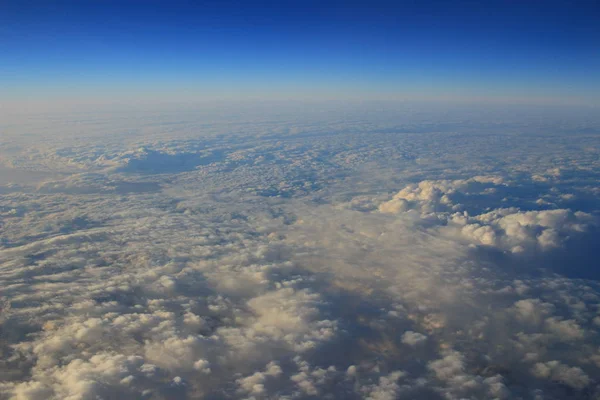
[
  {"left": 401, "top": 331, "right": 428, "bottom": 346},
  {"left": 1, "top": 104, "right": 600, "bottom": 399},
  {"left": 362, "top": 371, "right": 405, "bottom": 400},
  {"left": 532, "top": 361, "right": 590, "bottom": 389}
]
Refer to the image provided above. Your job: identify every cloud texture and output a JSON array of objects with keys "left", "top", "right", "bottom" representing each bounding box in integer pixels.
[{"left": 1, "top": 104, "right": 599, "bottom": 399}]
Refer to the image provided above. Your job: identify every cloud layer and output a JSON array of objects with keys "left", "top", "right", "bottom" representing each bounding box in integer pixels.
[{"left": 1, "top": 104, "right": 599, "bottom": 399}]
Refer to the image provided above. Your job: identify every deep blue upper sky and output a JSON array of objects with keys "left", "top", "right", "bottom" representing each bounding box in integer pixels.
[{"left": 1, "top": 0, "right": 599, "bottom": 105}]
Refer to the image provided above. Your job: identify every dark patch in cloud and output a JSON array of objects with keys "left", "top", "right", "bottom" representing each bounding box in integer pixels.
[{"left": 117, "top": 149, "right": 227, "bottom": 174}]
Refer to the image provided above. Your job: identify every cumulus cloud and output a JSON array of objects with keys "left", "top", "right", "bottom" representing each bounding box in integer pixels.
[
  {"left": 532, "top": 361, "right": 590, "bottom": 389},
  {"left": 400, "top": 331, "right": 428, "bottom": 346},
  {"left": 378, "top": 177, "right": 596, "bottom": 255},
  {"left": 1, "top": 104, "right": 599, "bottom": 399}
]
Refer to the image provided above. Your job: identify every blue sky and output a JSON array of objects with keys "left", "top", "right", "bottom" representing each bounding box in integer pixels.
[{"left": 1, "top": 0, "right": 599, "bottom": 105}]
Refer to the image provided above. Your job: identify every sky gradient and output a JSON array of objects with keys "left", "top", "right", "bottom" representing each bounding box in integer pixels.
[{"left": 1, "top": 0, "right": 600, "bottom": 105}]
